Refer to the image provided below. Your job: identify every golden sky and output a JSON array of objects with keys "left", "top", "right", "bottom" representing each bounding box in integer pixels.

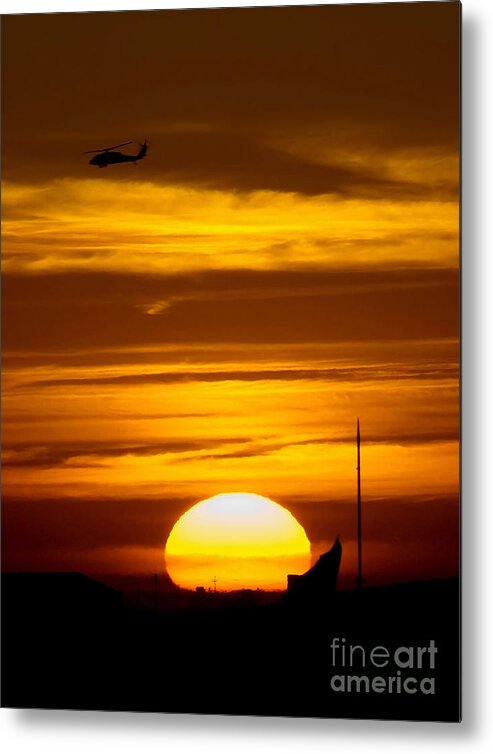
[{"left": 1, "top": 3, "right": 460, "bottom": 589}]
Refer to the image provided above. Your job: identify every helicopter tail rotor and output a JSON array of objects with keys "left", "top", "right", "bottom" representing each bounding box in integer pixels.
[{"left": 136, "top": 139, "right": 149, "bottom": 159}]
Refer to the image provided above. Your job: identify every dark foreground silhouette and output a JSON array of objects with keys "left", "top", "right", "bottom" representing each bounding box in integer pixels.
[{"left": 1, "top": 568, "right": 460, "bottom": 721}]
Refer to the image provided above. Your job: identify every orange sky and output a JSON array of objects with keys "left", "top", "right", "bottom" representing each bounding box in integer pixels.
[{"left": 1, "top": 3, "right": 460, "bottom": 589}]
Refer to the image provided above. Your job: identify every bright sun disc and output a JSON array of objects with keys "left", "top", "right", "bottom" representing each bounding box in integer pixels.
[{"left": 165, "top": 492, "right": 311, "bottom": 591}]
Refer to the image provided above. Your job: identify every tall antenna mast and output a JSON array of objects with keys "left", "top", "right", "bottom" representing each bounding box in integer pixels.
[{"left": 356, "top": 418, "right": 363, "bottom": 589}]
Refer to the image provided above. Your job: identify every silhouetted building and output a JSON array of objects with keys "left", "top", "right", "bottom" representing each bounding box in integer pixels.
[
  {"left": 287, "top": 574, "right": 302, "bottom": 590},
  {"left": 284, "top": 536, "right": 342, "bottom": 607}
]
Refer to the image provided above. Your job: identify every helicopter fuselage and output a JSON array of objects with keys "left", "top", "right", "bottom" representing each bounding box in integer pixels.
[
  {"left": 88, "top": 141, "right": 148, "bottom": 168},
  {"left": 89, "top": 151, "right": 140, "bottom": 168}
]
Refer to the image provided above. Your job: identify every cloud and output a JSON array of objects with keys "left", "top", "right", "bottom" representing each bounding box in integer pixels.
[
  {"left": 3, "top": 3, "right": 459, "bottom": 189},
  {"left": 1, "top": 495, "right": 191, "bottom": 556},
  {"left": 3, "top": 267, "right": 459, "bottom": 357},
  {"left": 3, "top": 429, "right": 458, "bottom": 473},
  {"left": 3, "top": 437, "right": 252, "bottom": 470},
  {"left": 195, "top": 430, "right": 460, "bottom": 463},
  {"left": 4, "top": 411, "right": 212, "bottom": 424},
  {"left": 76, "top": 130, "right": 455, "bottom": 200},
  {"left": 2, "top": 173, "right": 458, "bottom": 279},
  {"left": 21, "top": 363, "right": 458, "bottom": 391},
  {"left": 1, "top": 493, "right": 459, "bottom": 584}
]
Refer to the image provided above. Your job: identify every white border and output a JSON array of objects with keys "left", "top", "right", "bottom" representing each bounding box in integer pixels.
[
  {"left": 0, "top": 0, "right": 468, "bottom": 14},
  {"left": 2, "top": 0, "right": 493, "bottom": 751}
]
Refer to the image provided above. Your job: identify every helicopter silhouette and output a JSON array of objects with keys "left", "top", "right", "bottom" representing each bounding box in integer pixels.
[{"left": 84, "top": 140, "right": 148, "bottom": 168}]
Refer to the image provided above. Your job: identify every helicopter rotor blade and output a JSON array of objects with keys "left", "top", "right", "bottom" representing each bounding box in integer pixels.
[
  {"left": 104, "top": 141, "right": 133, "bottom": 151},
  {"left": 84, "top": 141, "right": 133, "bottom": 154}
]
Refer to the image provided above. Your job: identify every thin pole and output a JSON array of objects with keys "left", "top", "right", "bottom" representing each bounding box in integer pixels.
[{"left": 356, "top": 418, "right": 363, "bottom": 589}]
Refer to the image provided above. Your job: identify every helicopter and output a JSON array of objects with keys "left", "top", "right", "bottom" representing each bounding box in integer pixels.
[{"left": 84, "top": 140, "right": 148, "bottom": 168}]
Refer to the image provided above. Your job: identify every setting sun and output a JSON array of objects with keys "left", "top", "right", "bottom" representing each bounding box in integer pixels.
[{"left": 164, "top": 492, "right": 311, "bottom": 591}]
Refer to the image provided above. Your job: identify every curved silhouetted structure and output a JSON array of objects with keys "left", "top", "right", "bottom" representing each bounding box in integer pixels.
[{"left": 283, "top": 535, "right": 342, "bottom": 607}]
